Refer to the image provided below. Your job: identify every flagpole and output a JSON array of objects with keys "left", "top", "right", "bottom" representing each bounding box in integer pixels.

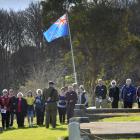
[{"left": 66, "top": 12, "right": 77, "bottom": 84}]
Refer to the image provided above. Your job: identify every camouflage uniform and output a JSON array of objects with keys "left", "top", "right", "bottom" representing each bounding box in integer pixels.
[{"left": 43, "top": 87, "right": 58, "bottom": 128}]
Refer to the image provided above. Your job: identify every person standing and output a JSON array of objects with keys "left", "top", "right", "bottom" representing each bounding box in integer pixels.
[
  {"left": 43, "top": 81, "right": 59, "bottom": 128},
  {"left": 136, "top": 86, "right": 140, "bottom": 108},
  {"left": 15, "top": 92, "right": 27, "bottom": 128},
  {"left": 78, "top": 85, "right": 88, "bottom": 107},
  {"left": 57, "top": 87, "right": 67, "bottom": 124},
  {"left": 94, "top": 79, "right": 107, "bottom": 108},
  {"left": 35, "top": 89, "right": 44, "bottom": 126},
  {"left": 26, "top": 90, "right": 35, "bottom": 127},
  {"left": 9, "top": 89, "right": 17, "bottom": 128},
  {"left": 72, "top": 83, "right": 78, "bottom": 94},
  {"left": 0, "top": 89, "right": 10, "bottom": 130},
  {"left": 121, "top": 79, "right": 136, "bottom": 108},
  {"left": 109, "top": 80, "right": 120, "bottom": 108},
  {"left": 66, "top": 86, "right": 78, "bottom": 123}
]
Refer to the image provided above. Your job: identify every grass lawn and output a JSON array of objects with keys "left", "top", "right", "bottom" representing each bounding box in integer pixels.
[
  {"left": 1, "top": 115, "right": 140, "bottom": 140},
  {"left": 100, "top": 115, "right": 140, "bottom": 122},
  {"left": 99, "top": 116, "right": 140, "bottom": 140},
  {"left": 0, "top": 117, "right": 68, "bottom": 140}
]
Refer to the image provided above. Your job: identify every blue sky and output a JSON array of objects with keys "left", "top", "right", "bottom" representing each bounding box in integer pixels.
[{"left": 0, "top": 0, "right": 41, "bottom": 11}]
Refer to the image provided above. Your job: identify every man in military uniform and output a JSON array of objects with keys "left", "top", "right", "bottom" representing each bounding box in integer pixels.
[{"left": 43, "top": 81, "right": 59, "bottom": 128}]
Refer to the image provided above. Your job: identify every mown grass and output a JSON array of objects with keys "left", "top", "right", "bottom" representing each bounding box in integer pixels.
[
  {"left": 100, "top": 115, "right": 140, "bottom": 122},
  {"left": 99, "top": 115, "right": 140, "bottom": 140},
  {"left": 1, "top": 115, "right": 140, "bottom": 140},
  {"left": 0, "top": 117, "right": 68, "bottom": 140}
]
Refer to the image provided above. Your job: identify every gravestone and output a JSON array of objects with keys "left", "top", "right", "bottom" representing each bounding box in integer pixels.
[
  {"left": 74, "top": 104, "right": 87, "bottom": 117},
  {"left": 68, "top": 122, "right": 83, "bottom": 140},
  {"left": 69, "top": 122, "right": 91, "bottom": 140},
  {"left": 69, "top": 117, "right": 89, "bottom": 123}
]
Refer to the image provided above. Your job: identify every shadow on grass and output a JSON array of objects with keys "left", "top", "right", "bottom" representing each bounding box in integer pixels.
[
  {"left": 58, "top": 137, "right": 68, "bottom": 140},
  {"left": 0, "top": 124, "right": 67, "bottom": 133},
  {"left": 50, "top": 127, "right": 67, "bottom": 131},
  {"left": 1, "top": 125, "right": 39, "bottom": 133}
]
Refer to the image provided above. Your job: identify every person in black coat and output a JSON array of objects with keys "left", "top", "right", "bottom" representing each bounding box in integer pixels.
[
  {"left": 94, "top": 79, "right": 107, "bottom": 108},
  {"left": 109, "top": 80, "right": 120, "bottom": 108},
  {"left": 9, "top": 89, "right": 17, "bottom": 127},
  {"left": 35, "top": 89, "right": 44, "bottom": 126},
  {"left": 136, "top": 86, "right": 140, "bottom": 108},
  {"left": 66, "top": 86, "right": 78, "bottom": 123},
  {"left": 15, "top": 92, "right": 27, "bottom": 128}
]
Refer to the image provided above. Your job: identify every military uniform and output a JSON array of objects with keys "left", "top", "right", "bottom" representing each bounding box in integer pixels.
[{"left": 43, "top": 86, "right": 58, "bottom": 128}]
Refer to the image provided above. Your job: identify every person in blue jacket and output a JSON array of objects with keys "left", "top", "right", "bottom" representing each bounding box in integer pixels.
[
  {"left": 35, "top": 89, "right": 44, "bottom": 126},
  {"left": 121, "top": 79, "right": 136, "bottom": 108}
]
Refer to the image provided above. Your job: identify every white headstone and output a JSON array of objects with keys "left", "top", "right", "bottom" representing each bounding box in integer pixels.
[{"left": 68, "top": 122, "right": 83, "bottom": 140}]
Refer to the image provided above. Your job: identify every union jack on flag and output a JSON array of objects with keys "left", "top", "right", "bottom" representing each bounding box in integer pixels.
[{"left": 43, "top": 14, "right": 69, "bottom": 42}]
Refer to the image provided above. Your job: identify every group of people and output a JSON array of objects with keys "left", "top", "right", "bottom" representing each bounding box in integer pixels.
[
  {"left": 95, "top": 78, "right": 140, "bottom": 109},
  {"left": 0, "top": 81, "right": 87, "bottom": 130},
  {"left": 0, "top": 89, "right": 45, "bottom": 130},
  {"left": 0, "top": 78, "right": 140, "bottom": 130}
]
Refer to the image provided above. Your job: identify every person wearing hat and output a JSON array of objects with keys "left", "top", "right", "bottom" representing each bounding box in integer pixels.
[
  {"left": 0, "top": 89, "right": 10, "bottom": 130},
  {"left": 43, "top": 81, "right": 59, "bottom": 128},
  {"left": 109, "top": 80, "right": 120, "bottom": 108}
]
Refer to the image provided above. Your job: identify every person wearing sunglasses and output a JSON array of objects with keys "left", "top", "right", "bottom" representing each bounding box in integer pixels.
[{"left": 109, "top": 80, "right": 120, "bottom": 108}]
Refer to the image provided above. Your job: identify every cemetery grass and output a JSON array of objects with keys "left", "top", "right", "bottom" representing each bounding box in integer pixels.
[
  {"left": 0, "top": 117, "right": 68, "bottom": 140},
  {"left": 100, "top": 116, "right": 140, "bottom": 140},
  {"left": 100, "top": 115, "right": 140, "bottom": 122}
]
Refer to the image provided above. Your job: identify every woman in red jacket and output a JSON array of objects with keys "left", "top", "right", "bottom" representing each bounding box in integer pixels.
[
  {"left": 15, "top": 92, "right": 27, "bottom": 128},
  {"left": 0, "top": 89, "right": 10, "bottom": 130}
]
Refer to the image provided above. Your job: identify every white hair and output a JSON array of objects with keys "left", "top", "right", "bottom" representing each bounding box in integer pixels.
[
  {"left": 2, "top": 89, "right": 8, "bottom": 93},
  {"left": 17, "top": 92, "right": 23, "bottom": 97},
  {"left": 72, "top": 83, "right": 77, "bottom": 87},
  {"left": 79, "top": 85, "right": 85, "bottom": 91},
  {"left": 111, "top": 80, "right": 117, "bottom": 86},
  {"left": 98, "top": 79, "right": 102, "bottom": 82},
  {"left": 36, "top": 89, "right": 42, "bottom": 95},
  {"left": 126, "top": 78, "right": 132, "bottom": 82}
]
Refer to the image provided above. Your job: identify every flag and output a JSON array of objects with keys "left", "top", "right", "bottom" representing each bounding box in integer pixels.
[{"left": 43, "top": 14, "right": 69, "bottom": 42}]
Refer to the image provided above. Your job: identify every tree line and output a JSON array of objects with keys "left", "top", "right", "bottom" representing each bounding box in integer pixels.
[{"left": 0, "top": 0, "right": 140, "bottom": 94}]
